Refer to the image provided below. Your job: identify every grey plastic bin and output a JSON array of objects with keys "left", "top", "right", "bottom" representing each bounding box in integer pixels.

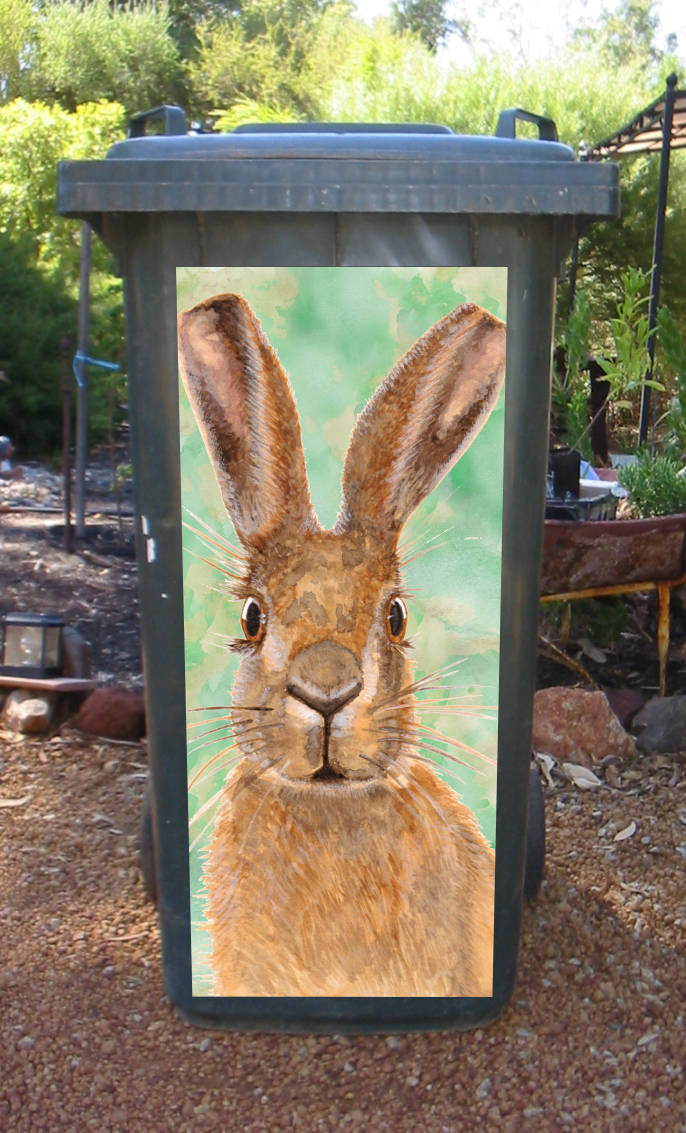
[{"left": 57, "top": 108, "right": 619, "bottom": 1033}]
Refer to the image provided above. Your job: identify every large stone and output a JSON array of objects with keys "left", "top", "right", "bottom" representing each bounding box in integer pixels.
[
  {"left": 3, "top": 689, "right": 56, "bottom": 734},
  {"left": 604, "top": 687, "right": 644, "bottom": 731},
  {"left": 632, "top": 696, "right": 686, "bottom": 754},
  {"left": 77, "top": 687, "right": 145, "bottom": 741},
  {"left": 532, "top": 687, "right": 637, "bottom": 765}
]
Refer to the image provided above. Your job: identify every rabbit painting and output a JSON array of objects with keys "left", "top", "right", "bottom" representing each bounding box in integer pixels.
[{"left": 178, "top": 284, "right": 506, "bottom": 997}]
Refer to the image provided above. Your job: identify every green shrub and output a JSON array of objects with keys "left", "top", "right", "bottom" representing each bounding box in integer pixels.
[{"left": 618, "top": 448, "right": 686, "bottom": 517}]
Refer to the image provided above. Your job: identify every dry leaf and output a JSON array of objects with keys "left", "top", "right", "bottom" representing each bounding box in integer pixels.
[
  {"left": 534, "top": 753, "right": 556, "bottom": 789},
  {"left": 561, "top": 763, "right": 602, "bottom": 789},
  {"left": 614, "top": 821, "right": 637, "bottom": 842},
  {"left": 637, "top": 1031, "right": 659, "bottom": 1047},
  {"left": 0, "top": 794, "right": 32, "bottom": 809},
  {"left": 579, "top": 638, "right": 608, "bottom": 664}
]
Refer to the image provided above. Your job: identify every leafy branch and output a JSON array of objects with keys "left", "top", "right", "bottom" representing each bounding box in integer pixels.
[{"left": 571, "top": 267, "right": 663, "bottom": 451}]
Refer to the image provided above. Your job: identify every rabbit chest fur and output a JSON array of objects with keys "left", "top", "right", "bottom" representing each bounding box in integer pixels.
[{"left": 178, "top": 292, "right": 505, "bottom": 998}]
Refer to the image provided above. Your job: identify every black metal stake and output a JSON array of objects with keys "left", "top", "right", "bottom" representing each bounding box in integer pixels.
[
  {"left": 75, "top": 221, "right": 91, "bottom": 539},
  {"left": 59, "top": 334, "right": 73, "bottom": 553},
  {"left": 639, "top": 73, "right": 678, "bottom": 445}
]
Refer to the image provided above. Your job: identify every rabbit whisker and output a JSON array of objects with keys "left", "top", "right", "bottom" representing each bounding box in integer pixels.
[
  {"left": 189, "top": 814, "right": 217, "bottom": 854},
  {"left": 186, "top": 716, "right": 266, "bottom": 739},
  {"left": 411, "top": 723, "right": 497, "bottom": 765},
  {"left": 399, "top": 750, "right": 466, "bottom": 787},
  {"left": 187, "top": 705, "right": 275, "bottom": 713},
  {"left": 397, "top": 488, "right": 458, "bottom": 549},
  {"left": 182, "top": 511, "right": 248, "bottom": 561},
  {"left": 187, "top": 722, "right": 237, "bottom": 743},
  {"left": 192, "top": 755, "right": 244, "bottom": 790},
  {"left": 356, "top": 753, "right": 389, "bottom": 776},
  {"left": 188, "top": 743, "right": 239, "bottom": 790},
  {"left": 426, "top": 524, "right": 455, "bottom": 543},
  {"left": 378, "top": 729, "right": 488, "bottom": 775},
  {"left": 183, "top": 546, "right": 246, "bottom": 581},
  {"left": 186, "top": 715, "right": 232, "bottom": 729},
  {"left": 399, "top": 542, "right": 448, "bottom": 567},
  {"left": 189, "top": 783, "right": 227, "bottom": 829},
  {"left": 416, "top": 709, "right": 498, "bottom": 721},
  {"left": 187, "top": 722, "right": 282, "bottom": 754},
  {"left": 373, "top": 662, "right": 466, "bottom": 711},
  {"left": 234, "top": 752, "right": 290, "bottom": 794}
]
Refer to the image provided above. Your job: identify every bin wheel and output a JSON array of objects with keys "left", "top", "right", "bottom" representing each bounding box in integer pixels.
[
  {"left": 524, "top": 764, "right": 546, "bottom": 901},
  {"left": 138, "top": 778, "right": 158, "bottom": 905}
]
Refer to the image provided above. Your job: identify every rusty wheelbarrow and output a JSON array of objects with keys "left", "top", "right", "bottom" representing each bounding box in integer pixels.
[{"left": 540, "top": 514, "right": 686, "bottom": 696}]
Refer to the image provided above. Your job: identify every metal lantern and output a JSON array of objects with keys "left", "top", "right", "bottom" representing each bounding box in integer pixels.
[{"left": 0, "top": 613, "right": 65, "bottom": 678}]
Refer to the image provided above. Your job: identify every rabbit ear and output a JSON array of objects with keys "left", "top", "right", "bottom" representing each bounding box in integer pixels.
[
  {"left": 178, "top": 293, "right": 318, "bottom": 549},
  {"left": 336, "top": 303, "right": 506, "bottom": 542}
]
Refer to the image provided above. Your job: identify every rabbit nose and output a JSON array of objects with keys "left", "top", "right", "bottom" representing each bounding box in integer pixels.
[{"left": 287, "top": 642, "right": 363, "bottom": 718}]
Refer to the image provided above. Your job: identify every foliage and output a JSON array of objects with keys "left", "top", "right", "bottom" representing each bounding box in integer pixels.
[
  {"left": 1, "top": 1, "right": 184, "bottom": 115},
  {"left": 0, "top": 0, "right": 35, "bottom": 102},
  {"left": 389, "top": 0, "right": 468, "bottom": 54},
  {"left": 0, "top": 99, "right": 125, "bottom": 279},
  {"left": 571, "top": 0, "right": 663, "bottom": 69},
  {"left": 656, "top": 305, "right": 686, "bottom": 457},
  {"left": 551, "top": 291, "right": 591, "bottom": 453},
  {"left": 0, "top": 100, "right": 127, "bottom": 455},
  {"left": 0, "top": 233, "right": 76, "bottom": 455},
  {"left": 33, "top": 0, "right": 182, "bottom": 115},
  {"left": 593, "top": 267, "right": 662, "bottom": 413},
  {"left": 618, "top": 448, "right": 686, "bottom": 517},
  {"left": 189, "top": 0, "right": 340, "bottom": 121}
]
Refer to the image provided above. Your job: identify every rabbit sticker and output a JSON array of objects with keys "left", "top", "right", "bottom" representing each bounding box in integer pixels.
[{"left": 178, "top": 269, "right": 506, "bottom": 997}]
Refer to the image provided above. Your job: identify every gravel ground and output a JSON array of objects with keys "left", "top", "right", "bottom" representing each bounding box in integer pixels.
[
  {"left": 0, "top": 514, "right": 140, "bottom": 690},
  {"left": 1, "top": 724, "right": 685, "bottom": 1133},
  {"left": 2, "top": 480, "right": 686, "bottom": 1132}
]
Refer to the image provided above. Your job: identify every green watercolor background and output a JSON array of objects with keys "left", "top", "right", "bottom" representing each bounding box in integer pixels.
[{"left": 177, "top": 266, "right": 507, "bottom": 995}]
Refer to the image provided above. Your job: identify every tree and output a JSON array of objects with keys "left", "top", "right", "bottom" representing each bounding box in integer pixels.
[
  {"left": 572, "top": 0, "right": 662, "bottom": 68},
  {"left": 188, "top": 0, "right": 343, "bottom": 121},
  {"left": 0, "top": 0, "right": 35, "bottom": 102},
  {"left": 390, "top": 0, "right": 468, "bottom": 53},
  {"left": 0, "top": 232, "right": 77, "bottom": 455},
  {"left": 1, "top": 0, "right": 185, "bottom": 115},
  {"left": 0, "top": 99, "right": 128, "bottom": 454}
]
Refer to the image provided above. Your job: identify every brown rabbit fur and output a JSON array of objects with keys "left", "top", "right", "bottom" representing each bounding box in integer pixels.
[{"left": 178, "top": 292, "right": 506, "bottom": 997}]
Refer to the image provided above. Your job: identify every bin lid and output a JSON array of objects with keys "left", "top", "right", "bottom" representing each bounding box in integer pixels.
[{"left": 57, "top": 120, "right": 619, "bottom": 218}]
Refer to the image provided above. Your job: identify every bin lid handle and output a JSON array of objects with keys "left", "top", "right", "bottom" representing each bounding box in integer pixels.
[
  {"left": 495, "top": 108, "right": 559, "bottom": 142},
  {"left": 128, "top": 105, "right": 187, "bottom": 138}
]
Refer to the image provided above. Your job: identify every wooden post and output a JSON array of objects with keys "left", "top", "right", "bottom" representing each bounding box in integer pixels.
[
  {"left": 74, "top": 222, "right": 91, "bottom": 539},
  {"left": 59, "top": 335, "right": 73, "bottom": 553}
]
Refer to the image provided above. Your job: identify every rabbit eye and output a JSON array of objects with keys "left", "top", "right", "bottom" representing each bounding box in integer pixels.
[
  {"left": 241, "top": 597, "right": 264, "bottom": 642},
  {"left": 386, "top": 597, "right": 408, "bottom": 643}
]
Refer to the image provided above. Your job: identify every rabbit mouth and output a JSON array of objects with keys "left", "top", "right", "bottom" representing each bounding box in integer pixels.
[{"left": 309, "top": 718, "right": 346, "bottom": 782}]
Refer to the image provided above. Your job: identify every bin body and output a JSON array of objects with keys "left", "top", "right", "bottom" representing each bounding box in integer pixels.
[{"left": 57, "top": 126, "right": 618, "bottom": 1032}]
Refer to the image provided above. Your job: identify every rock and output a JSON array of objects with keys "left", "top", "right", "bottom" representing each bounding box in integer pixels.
[
  {"left": 3, "top": 689, "right": 56, "bottom": 734},
  {"left": 77, "top": 688, "right": 145, "bottom": 741},
  {"left": 532, "top": 688, "right": 637, "bottom": 764},
  {"left": 61, "top": 627, "right": 92, "bottom": 679},
  {"left": 605, "top": 764, "right": 622, "bottom": 789},
  {"left": 632, "top": 696, "right": 686, "bottom": 754},
  {"left": 604, "top": 687, "right": 644, "bottom": 730}
]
